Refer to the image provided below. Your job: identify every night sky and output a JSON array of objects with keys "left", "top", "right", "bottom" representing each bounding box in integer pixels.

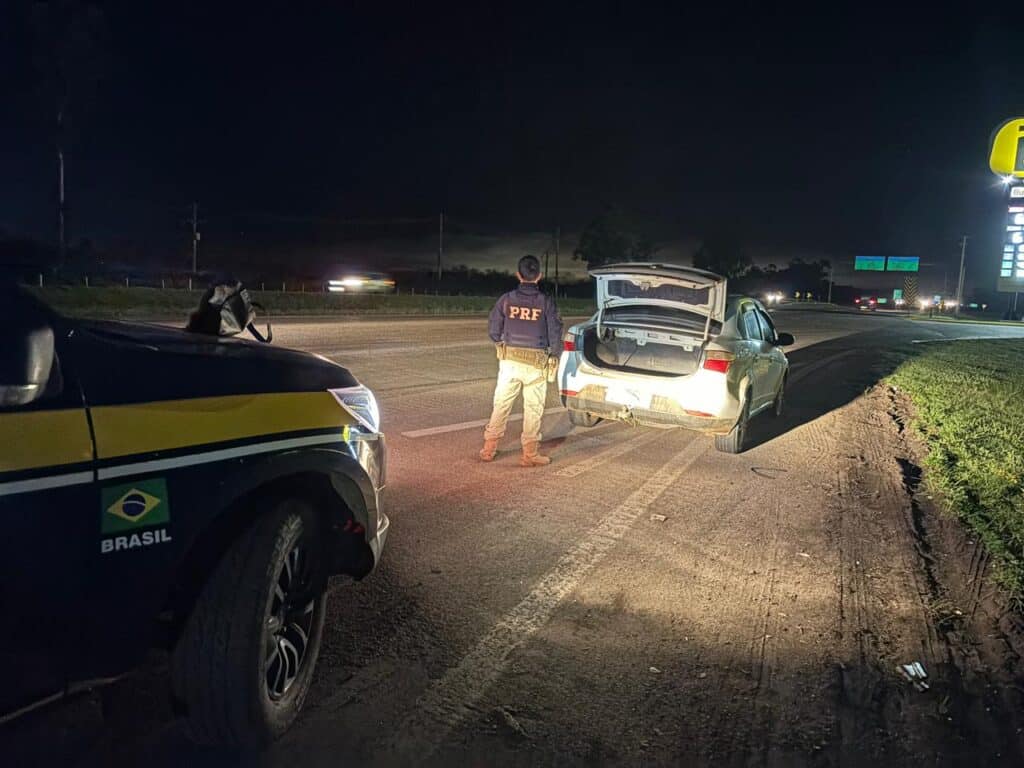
[{"left": 0, "top": 3, "right": 1019, "bottom": 288}]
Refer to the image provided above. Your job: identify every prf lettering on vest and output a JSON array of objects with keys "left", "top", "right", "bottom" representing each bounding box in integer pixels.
[{"left": 509, "top": 306, "right": 542, "bottom": 321}]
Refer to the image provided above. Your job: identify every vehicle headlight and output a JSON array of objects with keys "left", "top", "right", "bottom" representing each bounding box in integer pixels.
[{"left": 330, "top": 385, "right": 381, "bottom": 433}]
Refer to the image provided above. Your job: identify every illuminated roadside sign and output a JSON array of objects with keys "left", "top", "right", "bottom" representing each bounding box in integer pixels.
[
  {"left": 893, "top": 288, "right": 903, "bottom": 300},
  {"left": 989, "top": 118, "right": 1024, "bottom": 179},
  {"left": 997, "top": 185, "right": 1024, "bottom": 292},
  {"left": 886, "top": 256, "right": 919, "bottom": 272},
  {"left": 855, "top": 256, "right": 885, "bottom": 271}
]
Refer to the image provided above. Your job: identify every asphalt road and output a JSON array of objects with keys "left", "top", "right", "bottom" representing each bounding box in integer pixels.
[{"left": 9, "top": 308, "right": 1024, "bottom": 767}]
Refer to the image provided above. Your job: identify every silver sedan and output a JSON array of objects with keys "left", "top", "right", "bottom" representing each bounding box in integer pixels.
[{"left": 557, "top": 263, "right": 794, "bottom": 453}]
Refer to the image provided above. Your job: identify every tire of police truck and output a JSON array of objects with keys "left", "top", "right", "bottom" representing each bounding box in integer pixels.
[
  {"left": 170, "top": 497, "right": 327, "bottom": 747},
  {"left": 714, "top": 391, "right": 750, "bottom": 454},
  {"left": 567, "top": 408, "right": 602, "bottom": 428}
]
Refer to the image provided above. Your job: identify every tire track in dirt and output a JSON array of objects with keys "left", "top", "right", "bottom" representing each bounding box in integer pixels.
[
  {"left": 381, "top": 437, "right": 710, "bottom": 763},
  {"left": 717, "top": 413, "right": 840, "bottom": 766}
]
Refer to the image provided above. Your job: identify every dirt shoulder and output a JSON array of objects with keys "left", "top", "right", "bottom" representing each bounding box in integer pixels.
[{"left": 827, "top": 385, "right": 1024, "bottom": 765}]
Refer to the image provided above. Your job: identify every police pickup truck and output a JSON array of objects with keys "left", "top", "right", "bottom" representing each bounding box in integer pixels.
[{"left": 0, "top": 283, "right": 388, "bottom": 747}]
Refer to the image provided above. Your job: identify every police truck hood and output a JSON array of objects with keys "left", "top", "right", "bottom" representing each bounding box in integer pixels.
[{"left": 69, "top": 319, "right": 358, "bottom": 406}]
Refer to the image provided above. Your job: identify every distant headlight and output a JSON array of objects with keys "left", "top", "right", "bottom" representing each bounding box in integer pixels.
[{"left": 330, "top": 385, "right": 381, "bottom": 432}]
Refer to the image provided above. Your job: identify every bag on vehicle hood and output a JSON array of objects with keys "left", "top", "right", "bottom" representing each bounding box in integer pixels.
[{"left": 186, "top": 278, "right": 273, "bottom": 343}]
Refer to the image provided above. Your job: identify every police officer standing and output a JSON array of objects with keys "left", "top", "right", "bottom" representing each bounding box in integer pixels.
[{"left": 480, "top": 255, "right": 563, "bottom": 466}]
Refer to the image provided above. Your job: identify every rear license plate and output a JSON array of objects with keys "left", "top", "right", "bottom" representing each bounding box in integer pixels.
[{"left": 604, "top": 385, "right": 651, "bottom": 409}]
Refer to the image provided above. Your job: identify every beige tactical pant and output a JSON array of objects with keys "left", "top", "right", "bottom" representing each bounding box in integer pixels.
[{"left": 483, "top": 359, "right": 547, "bottom": 445}]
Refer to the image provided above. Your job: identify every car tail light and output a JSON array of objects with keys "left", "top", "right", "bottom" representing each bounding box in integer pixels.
[
  {"left": 563, "top": 333, "right": 577, "bottom": 352},
  {"left": 703, "top": 350, "right": 734, "bottom": 374},
  {"left": 560, "top": 389, "right": 579, "bottom": 397}
]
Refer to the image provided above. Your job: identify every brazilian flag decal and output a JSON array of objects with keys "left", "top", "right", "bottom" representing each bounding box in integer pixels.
[{"left": 101, "top": 478, "right": 170, "bottom": 533}]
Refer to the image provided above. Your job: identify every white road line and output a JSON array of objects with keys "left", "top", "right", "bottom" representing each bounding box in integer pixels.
[
  {"left": 386, "top": 436, "right": 708, "bottom": 761},
  {"left": 556, "top": 427, "right": 664, "bottom": 478},
  {"left": 400, "top": 407, "right": 565, "bottom": 439},
  {"left": 318, "top": 339, "right": 493, "bottom": 359}
]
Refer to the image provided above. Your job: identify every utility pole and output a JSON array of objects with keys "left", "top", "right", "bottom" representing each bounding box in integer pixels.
[
  {"left": 954, "top": 235, "right": 968, "bottom": 317},
  {"left": 57, "top": 146, "right": 66, "bottom": 265},
  {"left": 554, "top": 225, "right": 560, "bottom": 297},
  {"left": 191, "top": 201, "right": 200, "bottom": 274},
  {"left": 437, "top": 212, "right": 444, "bottom": 281},
  {"left": 826, "top": 264, "right": 834, "bottom": 304},
  {"left": 56, "top": 106, "right": 67, "bottom": 265}
]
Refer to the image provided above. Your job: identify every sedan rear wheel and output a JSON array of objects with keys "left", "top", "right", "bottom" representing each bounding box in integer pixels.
[
  {"left": 568, "top": 408, "right": 602, "bottom": 428},
  {"left": 772, "top": 376, "right": 786, "bottom": 418},
  {"left": 714, "top": 392, "right": 750, "bottom": 454}
]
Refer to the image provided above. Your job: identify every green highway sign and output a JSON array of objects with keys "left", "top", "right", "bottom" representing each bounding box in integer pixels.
[
  {"left": 886, "top": 256, "right": 920, "bottom": 272},
  {"left": 893, "top": 288, "right": 903, "bottom": 300},
  {"left": 854, "top": 256, "right": 885, "bottom": 271}
]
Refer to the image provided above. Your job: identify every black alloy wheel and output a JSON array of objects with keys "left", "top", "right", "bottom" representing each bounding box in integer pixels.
[{"left": 265, "top": 542, "right": 318, "bottom": 701}]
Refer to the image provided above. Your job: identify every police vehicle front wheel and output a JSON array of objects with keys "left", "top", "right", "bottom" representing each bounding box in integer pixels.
[{"left": 170, "top": 497, "right": 327, "bottom": 748}]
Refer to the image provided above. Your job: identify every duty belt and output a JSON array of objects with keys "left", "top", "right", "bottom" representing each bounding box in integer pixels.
[{"left": 497, "top": 344, "right": 549, "bottom": 369}]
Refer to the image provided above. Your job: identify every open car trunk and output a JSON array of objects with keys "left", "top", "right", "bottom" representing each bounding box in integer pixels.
[
  {"left": 582, "top": 263, "right": 727, "bottom": 377},
  {"left": 582, "top": 324, "right": 705, "bottom": 376}
]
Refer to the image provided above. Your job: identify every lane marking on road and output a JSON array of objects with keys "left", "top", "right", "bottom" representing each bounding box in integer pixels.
[
  {"left": 555, "top": 427, "right": 664, "bottom": 478},
  {"left": 318, "top": 339, "right": 493, "bottom": 359},
  {"left": 400, "top": 407, "right": 565, "bottom": 438},
  {"left": 386, "top": 436, "right": 708, "bottom": 761}
]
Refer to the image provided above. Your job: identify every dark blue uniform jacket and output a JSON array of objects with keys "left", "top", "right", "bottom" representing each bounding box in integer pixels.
[{"left": 488, "top": 283, "right": 563, "bottom": 351}]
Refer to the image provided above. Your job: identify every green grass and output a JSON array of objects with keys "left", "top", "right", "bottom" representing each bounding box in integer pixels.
[
  {"left": 32, "top": 286, "right": 595, "bottom": 320},
  {"left": 889, "top": 339, "right": 1024, "bottom": 594}
]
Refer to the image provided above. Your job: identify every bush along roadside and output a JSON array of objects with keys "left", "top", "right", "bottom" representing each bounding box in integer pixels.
[{"left": 888, "top": 339, "right": 1024, "bottom": 595}]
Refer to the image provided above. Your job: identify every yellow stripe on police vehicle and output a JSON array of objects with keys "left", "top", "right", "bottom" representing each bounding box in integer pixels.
[
  {"left": 91, "top": 391, "right": 356, "bottom": 461},
  {"left": 0, "top": 409, "right": 93, "bottom": 474}
]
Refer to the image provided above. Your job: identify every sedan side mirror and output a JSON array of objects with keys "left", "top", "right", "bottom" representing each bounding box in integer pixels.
[{"left": 775, "top": 332, "right": 795, "bottom": 347}]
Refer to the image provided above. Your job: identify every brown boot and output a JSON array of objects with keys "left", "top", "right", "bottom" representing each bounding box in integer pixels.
[
  {"left": 479, "top": 438, "right": 499, "bottom": 462},
  {"left": 520, "top": 441, "right": 551, "bottom": 467}
]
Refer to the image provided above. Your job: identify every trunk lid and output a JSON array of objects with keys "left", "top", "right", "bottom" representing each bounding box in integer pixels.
[
  {"left": 589, "top": 264, "right": 724, "bottom": 321},
  {"left": 590, "top": 263, "right": 727, "bottom": 332},
  {"left": 579, "top": 264, "right": 727, "bottom": 377}
]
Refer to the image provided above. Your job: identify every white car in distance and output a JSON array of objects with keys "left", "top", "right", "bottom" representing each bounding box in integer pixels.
[{"left": 558, "top": 263, "right": 794, "bottom": 453}]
